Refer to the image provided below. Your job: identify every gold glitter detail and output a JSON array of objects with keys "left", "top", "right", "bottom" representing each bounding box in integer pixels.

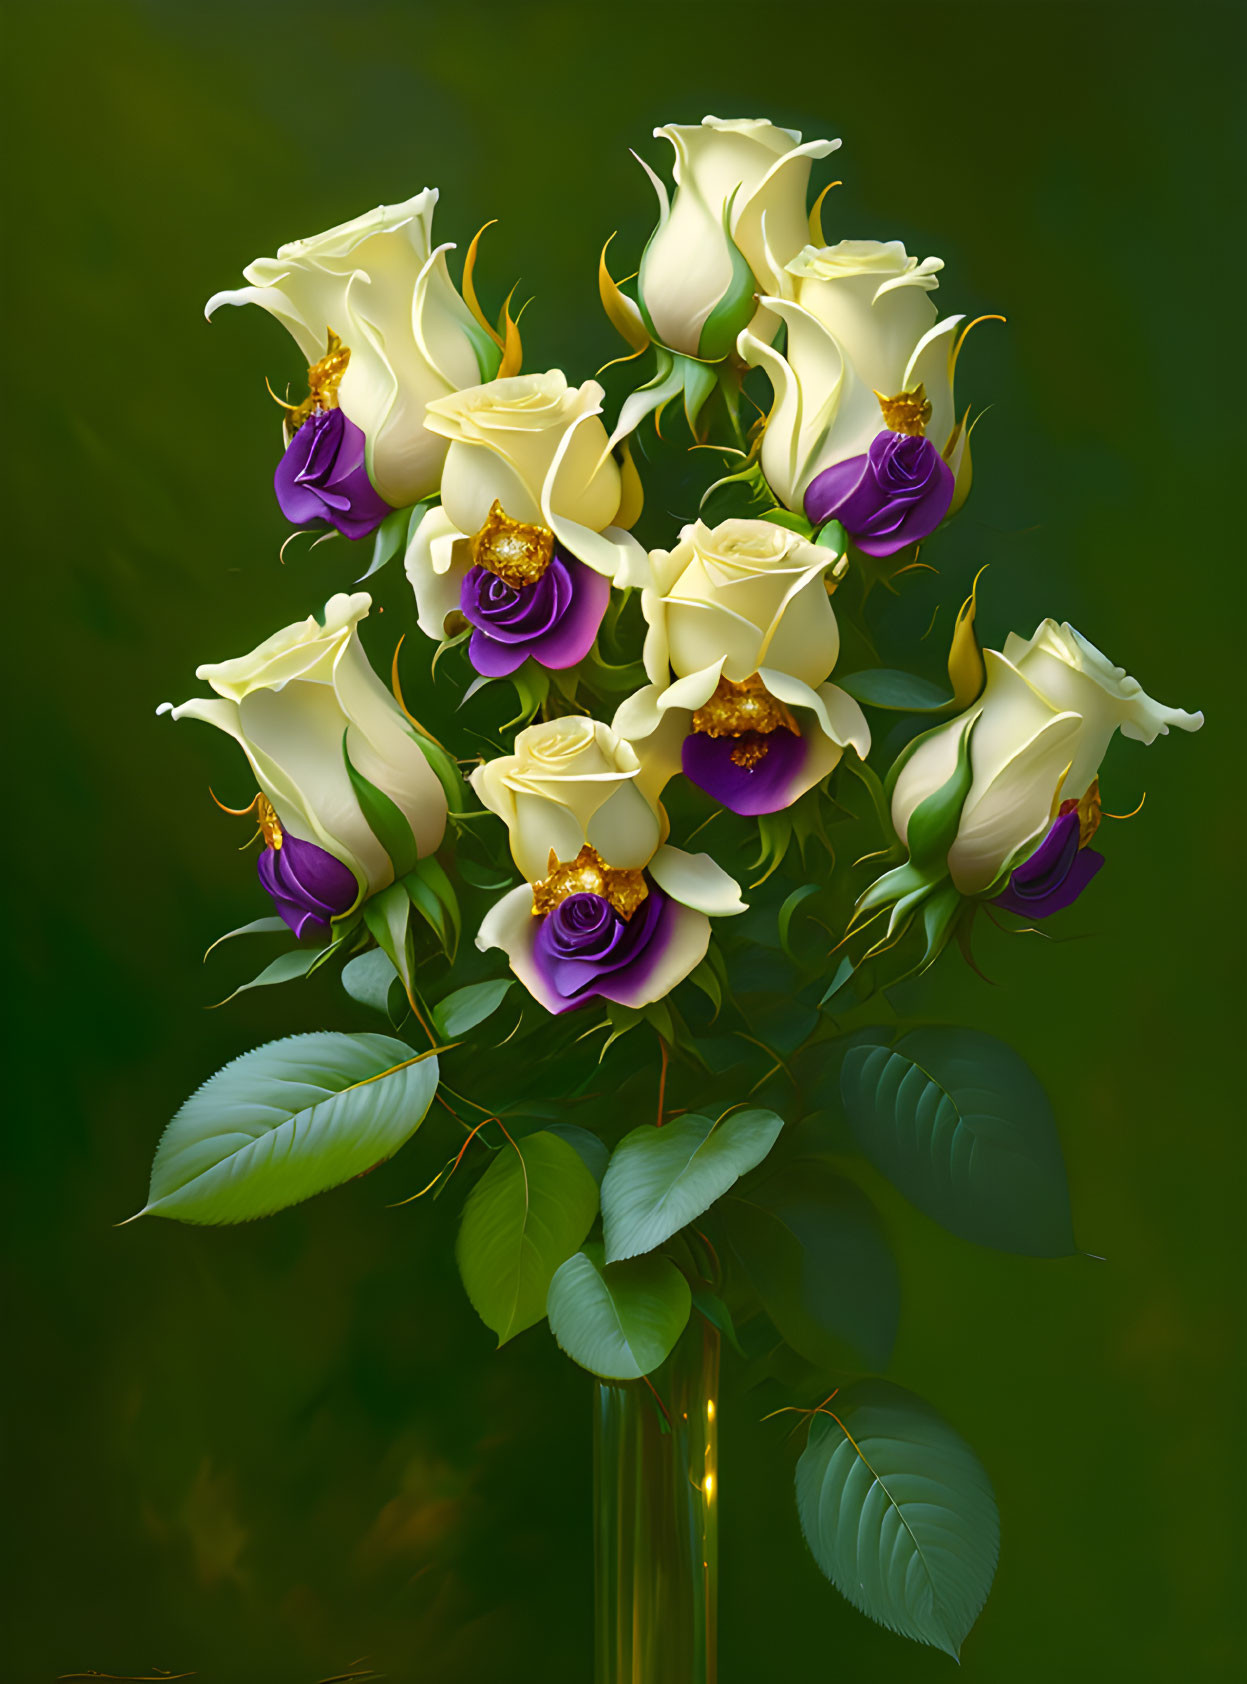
[
  {"left": 470, "top": 500, "right": 555, "bottom": 587},
  {"left": 729, "top": 739, "right": 770, "bottom": 770},
  {"left": 1060, "top": 777, "right": 1102, "bottom": 848},
  {"left": 531, "top": 844, "right": 648, "bottom": 921},
  {"left": 874, "top": 384, "right": 932, "bottom": 436},
  {"left": 284, "top": 328, "right": 352, "bottom": 437},
  {"left": 691, "top": 673, "right": 799, "bottom": 741},
  {"left": 255, "top": 794, "right": 284, "bottom": 851}
]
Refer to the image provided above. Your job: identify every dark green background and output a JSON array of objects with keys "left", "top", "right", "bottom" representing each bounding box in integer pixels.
[{"left": 6, "top": 2, "right": 1243, "bottom": 1679}]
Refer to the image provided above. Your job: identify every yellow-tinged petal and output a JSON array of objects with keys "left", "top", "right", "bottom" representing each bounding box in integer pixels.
[
  {"left": 497, "top": 285, "right": 524, "bottom": 378},
  {"left": 946, "top": 565, "right": 988, "bottom": 711},
  {"left": 462, "top": 222, "right": 506, "bottom": 351},
  {"left": 613, "top": 438, "right": 645, "bottom": 530},
  {"left": 807, "top": 181, "right": 841, "bottom": 246},
  {"left": 599, "top": 234, "right": 650, "bottom": 352}
]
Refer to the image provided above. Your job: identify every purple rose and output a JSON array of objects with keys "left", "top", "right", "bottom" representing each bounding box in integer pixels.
[
  {"left": 532, "top": 885, "right": 676, "bottom": 1010},
  {"left": 993, "top": 810, "right": 1105, "bottom": 919},
  {"left": 681, "top": 727, "right": 807, "bottom": 816},
  {"left": 460, "top": 550, "right": 610, "bottom": 678},
  {"left": 274, "top": 408, "right": 393, "bottom": 541},
  {"left": 257, "top": 834, "right": 359, "bottom": 938},
  {"left": 804, "top": 429, "right": 954, "bottom": 557}
]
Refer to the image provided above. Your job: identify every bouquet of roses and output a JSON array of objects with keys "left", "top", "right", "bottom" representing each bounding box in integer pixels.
[{"left": 141, "top": 116, "right": 1201, "bottom": 1671}]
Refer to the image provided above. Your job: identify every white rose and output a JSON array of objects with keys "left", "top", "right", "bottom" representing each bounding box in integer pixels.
[
  {"left": 409, "top": 372, "right": 647, "bottom": 633},
  {"left": 166, "top": 592, "right": 447, "bottom": 896},
  {"left": 891, "top": 620, "right": 1204, "bottom": 895},
  {"left": 636, "top": 116, "right": 839, "bottom": 359},
  {"left": 471, "top": 716, "right": 746, "bottom": 1015},
  {"left": 641, "top": 517, "right": 846, "bottom": 689},
  {"left": 206, "top": 190, "right": 496, "bottom": 508},
  {"left": 470, "top": 716, "right": 665, "bottom": 884},
  {"left": 612, "top": 517, "right": 868, "bottom": 815},
  {"left": 740, "top": 239, "right": 970, "bottom": 512}
]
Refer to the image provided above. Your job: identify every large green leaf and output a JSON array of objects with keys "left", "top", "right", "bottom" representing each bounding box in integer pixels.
[
  {"left": 795, "top": 1380, "right": 999, "bottom": 1657},
  {"left": 456, "top": 1130, "right": 599, "bottom": 1345},
  {"left": 141, "top": 1032, "right": 438, "bottom": 1224},
  {"left": 601, "top": 1108, "right": 784, "bottom": 1263},
  {"left": 723, "top": 1159, "right": 899, "bottom": 1371},
  {"left": 546, "top": 1243, "right": 691, "bottom": 1379},
  {"left": 840, "top": 1027, "right": 1074, "bottom": 1255},
  {"left": 432, "top": 978, "right": 513, "bottom": 1039}
]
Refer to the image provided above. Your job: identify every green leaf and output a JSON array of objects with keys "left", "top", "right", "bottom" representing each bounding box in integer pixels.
[
  {"left": 778, "top": 884, "right": 820, "bottom": 960},
  {"left": 837, "top": 669, "right": 952, "bottom": 712},
  {"left": 723, "top": 1160, "right": 899, "bottom": 1371},
  {"left": 203, "top": 916, "right": 289, "bottom": 961},
  {"left": 601, "top": 1108, "right": 784, "bottom": 1263},
  {"left": 795, "top": 1379, "right": 999, "bottom": 1657},
  {"left": 546, "top": 1243, "right": 691, "bottom": 1379},
  {"left": 432, "top": 978, "right": 513, "bottom": 1038},
  {"left": 343, "top": 735, "right": 421, "bottom": 879},
  {"left": 840, "top": 1027, "right": 1074, "bottom": 1255},
  {"left": 356, "top": 502, "right": 424, "bottom": 584},
  {"left": 209, "top": 944, "right": 322, "bottom": 1007},
  {"left": 341, "top": 948, "right": 404, "bottom": 1021},
  {"left": 141, "top": 1032, "right": 438, "bottom": 1224},
  {"left": 690, "top": 1287, "right": 745, "bottom": 1355},
  {"left": 456, "top": 1130, "right": 600, "bottom": 1345},
  {"left": 544, "top": 1123, "right": 610, "bottom": 1185},
  {"left": 363, "top": 882, "right": 416, "bottom": 1005}
]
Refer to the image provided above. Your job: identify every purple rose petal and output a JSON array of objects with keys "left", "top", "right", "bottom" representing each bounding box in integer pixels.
[
  {"left": 993, "top": 810, "right": 1105, "bottom": 918},
  {"left": 805, "top": 429, "right": 954, "bottom": 557},
  {"left": 681, "top": 728, "right": 807, "bottom": 816},
  {"left": 275, "top": 408, "right": 393, "bottom": 541},
  {"left": 257, "top": 833, "right": 359, "bottom": 938},
  {"left": 531, "top": 885, "right": 676, "bottom": 1008},
  {"left": 461, "top": 550, "right": 609, "bottom": 677}
]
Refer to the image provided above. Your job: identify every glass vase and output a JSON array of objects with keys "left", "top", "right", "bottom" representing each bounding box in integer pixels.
[{"left": 593, "top": 1321, "right": 720, "bottom": 1684}]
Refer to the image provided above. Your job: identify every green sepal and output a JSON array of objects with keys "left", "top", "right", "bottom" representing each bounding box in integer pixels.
[
  {"left": 699, "top": 457, "right": 775, "bottom": 525},
  {"left": 462, "top": 314, "right": 504, "bottom": 384},
  {"left": 761, "top": 508, "right": 816, "bottom": 537},
  {"left": 343, "top": 732, "right": 421, "bottom": 880},
  {"left": 905, "top": 715, "right": 977, "bottom": 870},
  {"left": 814, "top": 518, "right": 847, "bottom": 554},
  {"left": 402, "top": 854, "right": 461, "bottom": 960},
  {"left": 411, "top": 732, "right": 472, "bottom": 819},
  {"left": 357, "top": 499, "right": 433, "bottom": 584},
  {"left": 362, "top": 881, "right": 417, "bottom": 1008},
  {"left": 695, "top": 187, "right": 757, "bottom": 362},
  {"left": 681, "top": 355, "right": 718, "bottom": 432}
]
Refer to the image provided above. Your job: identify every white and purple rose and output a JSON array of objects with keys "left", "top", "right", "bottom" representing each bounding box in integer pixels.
[
  {"left": 470, "top": 717, "right": 746, "bottom": 1013},
  {"left": 405, "top": 371, "right": 647, "bottom": 678},
  {"left": 613, "top": 518, "right": 870, "bottom": 816},
  {"left": 889, "top": 619, "right": 1204, "bottom": 911},
  {"left": 164, "top": 593, "right": 448, "bottom": 932},
  {"left": 739, "top": 239, "right": 975, "bottom": 535}
]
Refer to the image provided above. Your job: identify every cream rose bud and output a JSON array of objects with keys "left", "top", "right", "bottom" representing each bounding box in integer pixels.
[
  {"left": 166, "top": 592, "right": 447, "bottom": 898},
  {"left": 206, "top": 190, "right": 496, "bottom": 509},
  {"left": 470, "top": 717, "right": 664, "bottom": 885},
  {"left": 740, "top": 238, "right": 967, "bottom": 513},
  {"left": 892, "top": 620, "right": 1204, "bottom": 896},
  {"left": 642, "top": 517, "right": 846, "bottom": 691},
  {"left": 637, "top": 116, "right": 839, "bottom": 360}
]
